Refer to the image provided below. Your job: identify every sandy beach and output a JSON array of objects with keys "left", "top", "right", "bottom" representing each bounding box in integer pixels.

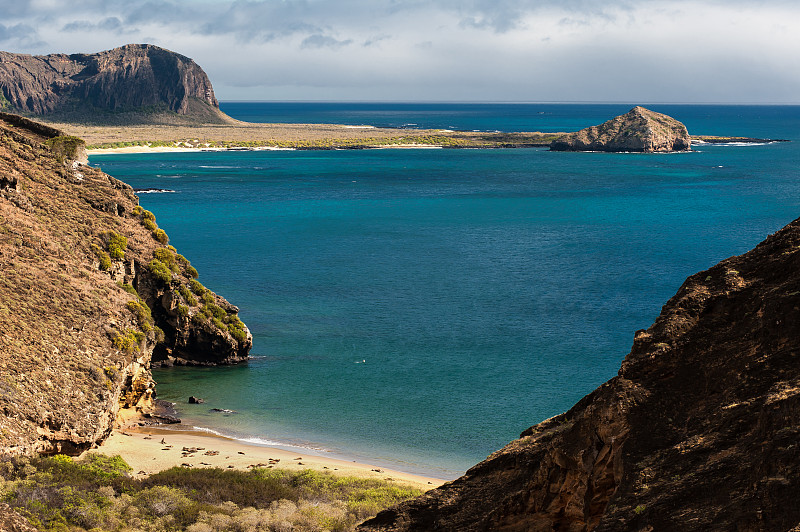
[
  {"left": 87, "top": 146, "right": 202, "bottom": 155},
  {"left": 85, "top": 425, "right": 447, "bottom": 491}
]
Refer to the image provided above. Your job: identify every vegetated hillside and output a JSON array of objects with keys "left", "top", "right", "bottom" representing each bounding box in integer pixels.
[
  {"left": 360, "top": 218, "right": 800, "bottom": 530},
  {"left": 550, "top": 106, "right": 691, "bottom": 152},
  {"left": 0, "top": 112, "right": 251, "bottom": 457},
  {"left": 0, "top": 44, "right": 232, "bottom": 125}
]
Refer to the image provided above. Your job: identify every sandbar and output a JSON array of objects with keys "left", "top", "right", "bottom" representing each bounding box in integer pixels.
[{"left": 84, "top": 425, "right": 447, "bottom": 492}]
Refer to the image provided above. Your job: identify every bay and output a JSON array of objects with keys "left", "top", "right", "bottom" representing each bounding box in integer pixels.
[{"left": 91, "top": 103, "right": 800, "bottom": 478}]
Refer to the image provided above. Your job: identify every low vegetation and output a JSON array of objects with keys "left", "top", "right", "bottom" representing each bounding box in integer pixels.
[
  {"left": 43, "top": 135, "right": 85, "bottom": 161},
  {"left": 0, "top": 454, "right": 423, "bottom": 531},
  {"left": 83, "top": 132, "right": 561, "bottom": 150}
]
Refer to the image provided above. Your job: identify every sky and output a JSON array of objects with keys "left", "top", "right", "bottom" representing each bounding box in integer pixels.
[{"left": 1, "top": 0, "right": 799, "bottom": 103}]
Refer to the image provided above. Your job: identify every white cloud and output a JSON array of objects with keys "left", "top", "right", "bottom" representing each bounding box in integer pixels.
[{"left": 1, "top": 0, "right": 798, "bottom": 102}]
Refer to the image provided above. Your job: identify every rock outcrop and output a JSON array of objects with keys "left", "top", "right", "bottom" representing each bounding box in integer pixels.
[
  {"left": 550, "top": 106, "right": 691, "bottom": 152},
  {"left": 0, "top": 113, "right": 250, "bottom": 457},
  {"left": 0, "top": 44, "right": 227, "bottom": 123},
  {"left": 360, "top": 218, "right": 800, "bottom": 530}
]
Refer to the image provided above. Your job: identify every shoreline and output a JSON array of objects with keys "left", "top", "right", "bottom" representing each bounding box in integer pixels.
[{"left": 85, "top": 424, "right": 448, "bottom": 491}]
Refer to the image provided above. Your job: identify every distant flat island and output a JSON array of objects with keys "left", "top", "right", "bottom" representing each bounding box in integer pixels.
[{"left": 43, "top": 119, "right": 783, "bottom": 153}]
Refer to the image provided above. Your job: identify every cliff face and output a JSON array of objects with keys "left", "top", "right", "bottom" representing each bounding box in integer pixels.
[
  {"left": 360, "top": 218, "right": 800, "bottom": 530},
  {"left": 550, "top": 106, "right": 691, "bottom": 152},
  {"left": 0, "top": 113, "right": 250, "bottom": 457},
  {"left": 0, "top": 44, "right": 223, "bottom": 121}
]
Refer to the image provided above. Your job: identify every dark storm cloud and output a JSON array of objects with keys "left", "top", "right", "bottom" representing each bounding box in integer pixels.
[
  {"left": 0, "top": 22, "right": 44, "bottom": 47},
  {"left": 301, "top": 34, "right": 353, "bottom": 49},
  {"left": 62, "top": 17, "right": 126, "bottom": 33}
]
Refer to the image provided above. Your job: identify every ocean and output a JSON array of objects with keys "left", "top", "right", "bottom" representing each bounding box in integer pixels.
[{"left": 90, "top": 103, "right": 800, "bottom": 479}]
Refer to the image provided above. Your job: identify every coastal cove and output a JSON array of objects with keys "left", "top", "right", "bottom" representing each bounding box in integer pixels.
[{"left": 90, "top": 103, "right": 800, "bottom": 479}]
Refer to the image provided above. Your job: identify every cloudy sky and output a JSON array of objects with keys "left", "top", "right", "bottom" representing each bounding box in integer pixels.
[{"left": 1, "top": 0, "right": 798, "bottom": 103}]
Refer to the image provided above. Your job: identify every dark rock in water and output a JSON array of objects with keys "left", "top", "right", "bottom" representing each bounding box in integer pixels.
[
  {"left": 188, "top": 396, "right": 204, "bottom": 404},
  {"left": 142, "top": 400, "right": 181, "bottom": 425},
  {"left": 0, "top": 44, "right": 227, "bottom": 123},
  {"left": 359, "top": 217, "right": 800, "bottom": 530},
  {"left": 210, "top": 408, "right": 237, "bottom": 414},
  {"left": 550, "top": 106, "right": 691, "bottom": 152}
]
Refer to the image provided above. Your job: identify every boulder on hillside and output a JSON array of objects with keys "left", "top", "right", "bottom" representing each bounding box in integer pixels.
[{"left": 550, "top": 106, "right": 691, "bottom": 152}]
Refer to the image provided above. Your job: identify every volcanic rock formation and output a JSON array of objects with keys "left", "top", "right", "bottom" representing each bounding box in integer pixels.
[
  {"left": 0, "top": 113, "right": 251, "bottom": 457},
  {"left": 550, "top": 106, "right": 691, "bottom": 152},
  {"left": 360, "top": 219, "right": 800, "bottom": 529},
  {"left": 0, "top": 44, "right": 224, "bottom": 122}
]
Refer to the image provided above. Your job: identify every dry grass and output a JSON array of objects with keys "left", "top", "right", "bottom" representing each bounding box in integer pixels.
[{"left": 43, "top": 119, "right": 562, "bottom": 149}]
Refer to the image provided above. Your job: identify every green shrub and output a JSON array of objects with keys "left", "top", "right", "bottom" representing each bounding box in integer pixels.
[
  {"left": 102, "top": 231, "right": 128, "bottom": 260},
  {"left": 190, "top": 279, "right": 206, "bottom": 295},
  {"left": 118, "top": 282, "right": 139, "bottom": 298},
  {"left": 148, "top": 259, "right": 172, "bottom": 285},
  {"left": 228, "top": 316, "right": 249, "bottom": 344},
  {"left": 126, "top": 300, "right": 154, "bottom": 333},
  {"left": 133, "top": 205, "right": 143, "bottom": 216},
  {"left": 143, "top": 218, "right": 157, "bottom": 231},
  {"left": 2, "top": 455, "right": 424, "bottom": 532},
  {"left": 144, "top": 467, "right": 295, "bottom": 508},
  {"left": 44, "top": 135, "right": 86, "bottom": 160},
  {"left": 230, "top": 328, "right": 248, "bottom": 344},
  {"left": 153, "top": 228, "right": 169, "bottom": 245},
  {"left": 186, "top": 265, "right": 199, "bottom": 279},
  {"left": 179, "top": 285, "right": 198, "bottom": 306},
  {"left": 112, "top": 329, "right": 144, "bottom": 353},
  {"left": 204, "top": 302, "right": 226, "bottom": 321},
  {"left": 90, "top": 243, "right": 112, "bottom": 271},
  {"left": 141, "top": 209, "right": 156, "bottom": 222},
  {"left": 177, "top": 304, "right": 189, "bottom": 318},
  {"left": 153, "top": 247, "right": 171, "bottom": 263}
]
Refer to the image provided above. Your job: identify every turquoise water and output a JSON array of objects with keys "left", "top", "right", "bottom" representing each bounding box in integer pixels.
[{"left": 92, "top": 104, "right": 800, "bottom": 478}]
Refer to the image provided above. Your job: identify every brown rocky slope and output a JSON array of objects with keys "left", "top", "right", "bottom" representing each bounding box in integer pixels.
[
  {"left": 360, "top": 218, "right": 800, "bottom": 530},
  {"left": 0, "top": 44, "right": 228, "bottom": 124},
  {"left": 0, "top": 112, "right": 251, "bottom": 457},
  {"left": 550, "top": 106, "right": 691, "bottom": 152}
]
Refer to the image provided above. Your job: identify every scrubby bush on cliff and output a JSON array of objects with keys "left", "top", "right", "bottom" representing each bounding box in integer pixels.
[
  {"left": 90, "top": 244, "right": 112, "bottom": 271},
  {"left": 135, "top": 208, "right": 170, "bottom": 244},
  {"left": 179, "top": 285, "right": 198, "bottom": 306},
  {"left": 118, "top": 282, "right": 139, "bottom": 298},
  {"left": 112, "top": 329, "right": 144, "bottom": 353},
  {"left": 148, "top": 259, "right": 173, "bottom": 285},
  {"left": 101, "top": 230, "right": 127, "bottom": 260},
  {"left": 154, "top": 247, "right": 178, "bottom": 271},
  {"left": 0, "top": 455, "right": 423, "bottom": 532},
  {"left": 190, "top": 279, "right": 206, "bottom": 296},
  {"left": 126, "top": 299, "right": 154, "bottom": 333},
  {"left": 43, "top": 135, "right": 86, "bottom": 162},
  {"left": 153, "top": 228, "right": 169, "bottom": 245}
]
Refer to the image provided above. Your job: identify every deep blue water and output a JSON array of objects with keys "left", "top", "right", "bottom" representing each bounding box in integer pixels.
[{"left": 92, "top": 103, "right": 800, "bottom": 478}]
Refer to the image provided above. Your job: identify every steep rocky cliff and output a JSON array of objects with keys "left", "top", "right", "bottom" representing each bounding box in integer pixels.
[
  {"left": 550, "top": 106, "right": 691, "bottom": 152},
  {"left": 0, "top": 113, "right": 251, "bottom": 457},
  {"left": 0, "top": 44, "right": 227, "bottom": 123},
  {"left": 360, "top": 218, "right": 800, "bottom": 530}
]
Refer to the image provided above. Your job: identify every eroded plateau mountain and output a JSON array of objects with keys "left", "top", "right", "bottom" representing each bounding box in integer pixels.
[{"left": 0, "top": 44, "right": 228, "bottom": 124}]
